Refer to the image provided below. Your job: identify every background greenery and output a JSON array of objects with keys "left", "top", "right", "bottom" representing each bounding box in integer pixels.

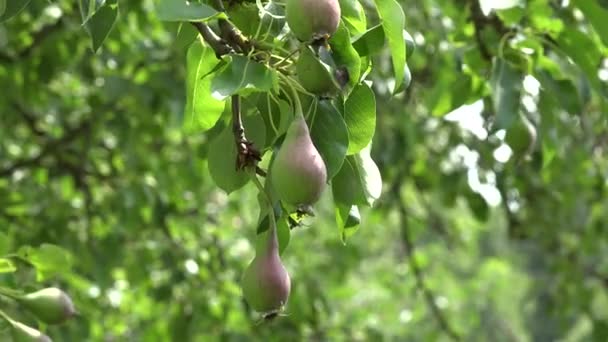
[{"left": 1, "top": 0, "right": 608, "bottom": 341}]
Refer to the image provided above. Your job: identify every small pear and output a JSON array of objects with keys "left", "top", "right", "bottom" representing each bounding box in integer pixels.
[
  {"left": 17, "top": 287, "right": 76, "bottom": 325},
  {"left": 286, "top": 0, "right": 341, "bottom": 42},
  {"left": 270, "top": 115, "right": 327, "bottom": 206},
  {"left": 241, "top": 221, "right": 291, "bottom": 314}
]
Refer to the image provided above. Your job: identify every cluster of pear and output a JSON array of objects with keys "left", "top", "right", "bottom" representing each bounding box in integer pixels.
[
  {"left": 240, "top": 0, "right": 340, "bottom": 318},
  {"left": 2, "top": 287, "right": 76, "bottom": 341}
]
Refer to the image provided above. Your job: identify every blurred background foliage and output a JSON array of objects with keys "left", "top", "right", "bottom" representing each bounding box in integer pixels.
[{"left": 1, "top": 0, "right": 608, "bottom": 341}]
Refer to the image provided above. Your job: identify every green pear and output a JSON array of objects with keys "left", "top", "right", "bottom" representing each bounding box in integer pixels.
[
  {"left": 286, "top": 0, "right": 341, "bottom": 42},
  {"left": 17, "top": 287, "right": 76, "bottom": 325},
  {"left": 241, "top": 219, "right": 291, "bottom": 314},
  {"left": 270, "top": 114, "right": 327, "bottom": 206}
]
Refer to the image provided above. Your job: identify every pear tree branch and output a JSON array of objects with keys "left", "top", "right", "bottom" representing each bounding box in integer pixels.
[
  {"left": 389, "top": 168, "right": 461, "bottom": 341},
  {"left": 232, "top": 95, "right": 261, "bottom": 171}
]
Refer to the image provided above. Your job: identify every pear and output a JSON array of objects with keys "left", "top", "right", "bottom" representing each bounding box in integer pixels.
[
  {"left": 241, "top": 219, "right": 291, "bottom": 314},
  {"left": 17, "top": 288, "right": 76, "bottom": 325},
  {"left": 270, "top": 114, "right": 327, "bottom": 206},
  {"left": 286, "top": 0, "right": 341, "bottom": 42}
]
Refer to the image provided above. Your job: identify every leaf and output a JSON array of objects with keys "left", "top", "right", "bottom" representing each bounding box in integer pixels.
[
  {"left": 479, "top": 0, "right": 524, "bottom": 16},
  {"left": 338, "top": 0, "right": 366, "bottom": 36},
  {"left": 332, "top": 143, "right": 382, "bottom": 206},
  {"left": 0, "top": 231, "right": 9, "bottom": 256},
  {"left": 336, "top": 204, "right": 360, "bottom": 243},
  {"left": 207, "top": 115, "right": 266, "bottom": 194},
  {"left": 0, "top": 0, "right": 31, "bottom": 22},
  {"left": 557, "top": 27, "right": 606, "bottom": 97},
  {"left": 352, "top": 24, "right": 386, "bottom": 57},
  {"left": 256, "top": 94, "right": 293, "bottom": 146},
  {"left": 374, "top": 0, "right": 406, "bottom": 93},
  {"left": 535, "top": 71, "right": 582, "bottom": 114},
  {"left": 184, "top": 40, "right": 226, "bottom": 133},
  {"left": 328, "top": 23, "right": 361, "bottom": 92},
  {"left": 83, "top": 0, "right": 118, "bottom": 52},
  {"left": 18, "top": 244, "right": 73, "bottom": 281},
  {"left": 0, "top": 258, "right": 16, "bottom": 273},
  {"left": 156, "top": 0, "right": 219, "bottom": 21},
  {"left": 490, "top": 58, "right": 523, "bottom": 130},
  {"left": 466, "top": 190, "right": 489, "bottom": 222},
  {"left": 308, "top": 100, "right": 349, "bottom": 180},
  {"left": 211, "top": 55, "right": 279, "bottom": 99},
  {"left": 344, "top": 83, "right": 376, "bottom": 155},
  {"left": 258, "top": 0, "right": 286, "bottom": 41},
  {"left": 577, "top": 1, "right": 608, "bottom": 47}
]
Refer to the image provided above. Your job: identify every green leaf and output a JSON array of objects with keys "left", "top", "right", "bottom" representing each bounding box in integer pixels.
[
  {"left": 258, "top": 0, "right": 286, "bottom": 41},
  {"left": 184, "top": 40, "right": 226, "bottom": 133},
  {"left": 332, "top": 143, "right": 382, "bottom": 206},
  {"left": 557, "top": 27, "right": 605, "bottom": 97},
  {"left": 536, "top": 71, "right": 582, "bottom": 114},
  {"left": 339, "top": 0, "right": 366, "bottom": 36},
  {"left": 207, "top": 115, "right": 266, "bottom": 194},
  {"left": 490, "top": 58, "right": 523, "bottom": 130},
  {"left": 308, "top": 100, "right": 349, "bottom": 180},
  {"left": 0, "top": 0, "right": 31, "bottom": 22},
  {"left": 479, "top": 0, "right": 523, "bottom": 16},
  {"left": 336, "top": 204, "right": 360, "bottom": 243},
  {"left": 328, "top": 22, "right": 361, "bottom": 92},
  {"left": 0, "top": 258, "right": 16, "bottom": 273},
  {"left": 374, "top": 0, "right": 406, "bottom": 93},
  {"left": 577, "top": 1, "right": 608, "bottom": 47},
  {"left": 256, "top": 94, "right": 293, "bottom": 146},
  {"left": 156, "top": 0, "right": 219, "bottom": 21},
  {"left": 466, "top": 190, "right": 489, "bottom": 222},
  {"left": 0, "top": 231, "right": 9, "bottom": 256},
  {"left": 83, "top": 0, "right": 118, "bottom": 52},
  {"left": 18, "top": 244, "right": 73, "bottom": 281},
  {"left": 344, "top": 83, "right": 376, "bottom": 155},
  {"left": 352, "top": 24, "right": 386, "bottom": 57},
  {"left": 211, "top": 55, "right": 279, "bottom": 99}
]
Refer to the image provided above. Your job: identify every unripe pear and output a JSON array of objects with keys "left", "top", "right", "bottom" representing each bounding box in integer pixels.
[
  {"left": 241, "top": 220, "right": 291, "bottom": 313},
  {"left": 270, "top": 115, "right": 327, "bottom": 206},
  {"left": 17, "top": 287, "right": 76, "bottom": 325},
  {"left": 286, "top": 0, "right": 341, "bottom": 42},
  {"left": 10, "top": 321, "right": 52, "bottom": 342}
]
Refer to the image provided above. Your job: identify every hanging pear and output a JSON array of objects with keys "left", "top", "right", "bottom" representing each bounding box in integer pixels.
[
  {"left": 286, "top": 0, "right": 341, "bottom": 42},
  {"left": 241, "top": 218, "right": 291, "bottom": 314},
  {"left": 17, "top": 287, "right": 76, "bottom": 325},
  {"left": 270, "top": 114, "right": 327, "bottom": 206}
]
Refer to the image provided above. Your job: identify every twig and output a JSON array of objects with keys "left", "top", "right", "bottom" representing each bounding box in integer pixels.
[
  {"left": 396, "top": 198, "right": 462, "bottom": 341},
  {"left": 389, "top": 164, "right": 461, "bottom": 341},
  {"left": 232, "top": 95, "right": 261, "bottom": 170},
  {"left": 190, "top": 22, "right": 233, "bottom": 57}
]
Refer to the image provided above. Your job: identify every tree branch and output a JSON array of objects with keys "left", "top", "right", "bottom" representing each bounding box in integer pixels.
[
  {"left": 190, "top": 22, "right": 233, "bottom": 57},
  {"left": 396, "top": 197, "right": 462, "bottom": 341},
  {"left": 389, "top": 165, "right": 461, "bottom": 341},
  {"left": 232, "top": 95, "right": 260, "bottom": 170}
]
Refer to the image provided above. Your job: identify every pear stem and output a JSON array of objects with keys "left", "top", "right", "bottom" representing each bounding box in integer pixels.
[
  {"left": 278, "top": 73, "right": 304, "bottom": 119},
  {"left": 249, "top": 171, "right": 279, "bottom": 253}
]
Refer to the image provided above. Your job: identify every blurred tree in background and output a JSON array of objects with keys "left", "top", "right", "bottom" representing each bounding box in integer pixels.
[{"left": 1, "top": 0, "right": 607, "bottom": 341}]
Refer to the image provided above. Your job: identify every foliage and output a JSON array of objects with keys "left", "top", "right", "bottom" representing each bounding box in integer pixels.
[{"left": 1, "top": 0, "right": 607, "bottom": 341}]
